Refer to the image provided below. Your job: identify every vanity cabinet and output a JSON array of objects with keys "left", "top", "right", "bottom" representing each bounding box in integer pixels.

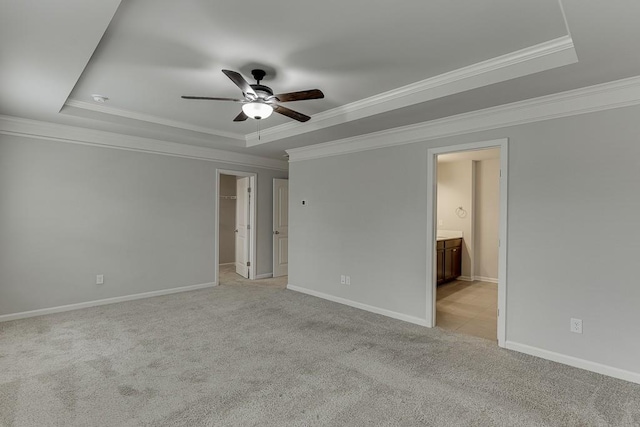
[{"left": 437, "top": 238, "right": 462, "bottom": 284}]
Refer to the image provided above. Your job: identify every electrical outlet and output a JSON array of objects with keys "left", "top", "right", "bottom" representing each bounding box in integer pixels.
[
  {"left": 301, "top": 200, "right": 308, "bottom": 207},
  {"left": 96, "top": 274, "right": 104, "bottom": 285},
  {"left": 345, "top": 275, "right": 351, "bottom": 285},
  {"left": 438, "top": 219, "right": 444, "bottom": 226},
  {"left": 340, "top": 275, "right": 346, "bottom": 284},
  {"left": 570, "top": 318, "right": 582, "bottom": 334}
]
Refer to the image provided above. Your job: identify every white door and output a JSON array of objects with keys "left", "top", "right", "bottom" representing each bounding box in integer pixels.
[
  {"left": 235, "top": 177, "right": 250, "bottom": 278},
  {"left": 273, "top": 179, "right": 289, "bottom": 277}
]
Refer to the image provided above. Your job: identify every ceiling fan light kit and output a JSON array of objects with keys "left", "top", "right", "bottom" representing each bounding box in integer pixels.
[
  {"left": 242, "top": 100, "right": 273, "bottom": 120},
  {"left": 181, "top": 68, "right": 324, "bottom": 123}
]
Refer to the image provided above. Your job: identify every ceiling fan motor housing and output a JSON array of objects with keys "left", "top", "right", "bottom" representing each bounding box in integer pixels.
[{"left": 250, "top": 84, "right": 273, "bottom": 99}]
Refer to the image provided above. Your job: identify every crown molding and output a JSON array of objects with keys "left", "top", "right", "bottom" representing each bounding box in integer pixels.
[
  {"left": 0, "top": 115, "right": 288, "bottom": 171},
  {"left": 64, "top": 99, "right": 246, "bottom": 141},
  {"left": 287, "top": 74, "right": 640, "bottom": 162},
  {"left": 248, "top": 35, "right": 577, "bottom": 146}
]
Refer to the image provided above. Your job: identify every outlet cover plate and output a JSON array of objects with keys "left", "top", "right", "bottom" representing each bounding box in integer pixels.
[{"left": 570, "top": 318, "right": 582, "bottom": 334}]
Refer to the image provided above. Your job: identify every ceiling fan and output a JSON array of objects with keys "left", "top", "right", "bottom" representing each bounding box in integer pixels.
[{"left": 182, "top": 69, "right": 324, "bottom": 122}]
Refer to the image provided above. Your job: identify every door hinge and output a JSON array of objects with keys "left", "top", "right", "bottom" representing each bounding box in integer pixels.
[
  {"left": 247, "top": 224, "right": 251, "bottom": 230},
  {"left": 247, "top": 187, "right": 251, "bottom": 193},
  {"left": 246, "top": 261, "right": 251, "bottom": 267}
]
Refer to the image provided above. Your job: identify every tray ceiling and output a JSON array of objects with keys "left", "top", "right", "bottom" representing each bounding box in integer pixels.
[
  {"left": 5, "top": 1, "right": 640, "bottom": 159},
  {"left": 64, "top": 0, "right": 568, "bottom": 139}
]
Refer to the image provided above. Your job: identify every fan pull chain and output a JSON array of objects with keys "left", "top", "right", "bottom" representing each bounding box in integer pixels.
[{"left": 258, "top": 120, "right": 261, "bottom": 140}]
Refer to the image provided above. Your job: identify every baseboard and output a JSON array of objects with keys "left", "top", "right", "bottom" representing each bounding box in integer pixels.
[
  {"left": 286, "top": 284, "right": 430, "bottom": 327},
  {"left": 457, "top": 276, "right": 474, "bottom": 282},
  {"left": 0, "top": 282, "right": 217, "bottom": 323},
  {"left": 475, "top": 276, "right": 499, "bottom": 283},
  {"left": 219, "top": 262, "right": 235, "bottom": 266},
  {"left": 256, "top": 272, "right": 273, "bottom": 279},
  {"left": 505, "top": 341, "right": 640, "bottom": 385}
]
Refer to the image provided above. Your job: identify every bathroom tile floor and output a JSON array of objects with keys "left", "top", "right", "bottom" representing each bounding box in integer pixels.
[{"left": 436, "top": 280, "right": 498, "bottom": 341}]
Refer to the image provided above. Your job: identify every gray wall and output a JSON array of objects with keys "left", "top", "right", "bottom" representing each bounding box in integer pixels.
[
  {"left": 289, "top": 105, "right": 640, "bottom": 375},
  {"left": 219, "top": 174, "right": 237, "bottom": 264},
  {"left": 0, "top": 134, "right": 287, "bottom": 316}
]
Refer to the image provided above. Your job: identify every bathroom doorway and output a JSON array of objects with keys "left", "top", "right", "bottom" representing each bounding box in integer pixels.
[{"left": 426, "top": 139, "right": 508, "bottom": 347}]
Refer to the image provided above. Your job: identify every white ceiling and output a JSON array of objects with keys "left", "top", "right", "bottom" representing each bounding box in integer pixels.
[
  {"left": 0, "top": 0, "right": 121, "bottom": 118},
  {"left": 66, "top": 0, "right": 567, "bottom": 135},
  {"left": 2, "top": 1, "right": 640, "bottom": 160}
]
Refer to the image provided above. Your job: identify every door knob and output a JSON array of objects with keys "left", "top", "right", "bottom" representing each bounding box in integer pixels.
[
  {"left": 234, "top": 229, "right": 238, "bottom": 233},
  {"left": 273, "top": 231, "right": 280, "bottom": 234}
]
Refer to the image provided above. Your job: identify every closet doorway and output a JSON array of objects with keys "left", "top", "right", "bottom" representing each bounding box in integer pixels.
[{"left": 216, "top": 170, "right": 257, "bottom": 284}]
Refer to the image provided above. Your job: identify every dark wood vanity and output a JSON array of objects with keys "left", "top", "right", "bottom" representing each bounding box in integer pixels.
[{"left": 437, "top": 238, "right": 462, "bottom": 285}]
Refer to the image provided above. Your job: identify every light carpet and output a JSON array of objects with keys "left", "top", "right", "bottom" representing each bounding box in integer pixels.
[{"left": 1, "top": 282, "right": 639, "bottom": 426}]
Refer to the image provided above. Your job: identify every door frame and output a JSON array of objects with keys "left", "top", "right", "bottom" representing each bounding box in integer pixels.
[
  {"left": 272, "top": 178, "right": 289, "bottom": 277},
  {"left": 426, "top": 138, "right": 508, "bottom": 347},
  {"left": 215, "top": 169, "right": 257, "bottom": 283}
]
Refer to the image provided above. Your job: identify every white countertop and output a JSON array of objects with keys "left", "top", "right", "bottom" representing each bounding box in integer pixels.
[{"left": 436, "top": 230, "right": 463, "bottom": 241}]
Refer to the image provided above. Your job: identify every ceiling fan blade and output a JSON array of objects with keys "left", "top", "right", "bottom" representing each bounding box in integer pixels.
[
  {"left": 222, "top": 69, "right": 257, "bottom": 98},
  {"left": 274, "top": 89, "right": 324, "bottom": 102},
  {"left": 273, "top": 105, "right": 310, "bottom": 122},
  {"left": 181, "top": 96, "right": 243, "bottom": 102},
  {"left": 233, "top": 111, "right": 248, "bottom": 122}
]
